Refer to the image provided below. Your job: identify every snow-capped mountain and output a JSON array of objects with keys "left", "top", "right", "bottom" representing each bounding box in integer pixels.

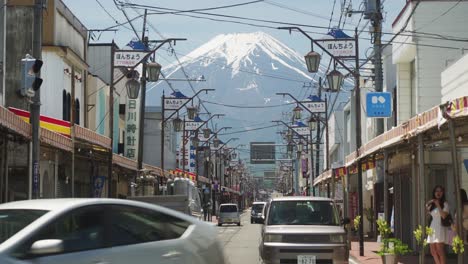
[{"left": 147, "top": 32, "right": 346, "bottom": 145}]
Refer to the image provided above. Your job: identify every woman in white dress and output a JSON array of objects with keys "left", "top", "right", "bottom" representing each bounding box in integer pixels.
[{"left": 426, "top": 185, "right": 450, "bottom": 264}]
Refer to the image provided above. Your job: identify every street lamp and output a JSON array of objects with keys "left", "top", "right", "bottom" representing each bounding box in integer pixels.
[
  {"left": 126, "top": 70, "right": 141, "bottom": 99},
  {"left": 304, "top": 51, "right": 321, "bottom": 73},
  {"left": 191, "top": 136, "right": 200, "bottom": 148},
  {"left": 203, "top": 127, "right": 211, "bottom": 138},
  {"left": 297, "top": 141, "right": 303, "bottom": 152},
  {"left": 326, "top": 69, "right": 344, "bottom": 92},
  {"left": 173, "top": 117, "right": 183, "bottom": 132},
  {"left": 147, "top": 62, "right": 162, "bottom": 82},
  {"left": 286, "top": 130, "right": 293, "bottom": 142},
  {"left": 308, "top": 117, "right": 317, "bottom": 130},
  {"left": 293, "top": 106, "right": 303, "bottom": 120},
  {"left": 213, "top": 137, "right": 221, "bottom": 148},
  {"left": 187, "top": 106, "right": 198, "bottom": 120},
  {"left": 287, "top": 144, "right": 293, "bottom": 153}
]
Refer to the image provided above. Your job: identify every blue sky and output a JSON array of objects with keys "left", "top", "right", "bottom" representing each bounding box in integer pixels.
[{"left": 64, "top": 0, "right": 407, "bottom": 61}]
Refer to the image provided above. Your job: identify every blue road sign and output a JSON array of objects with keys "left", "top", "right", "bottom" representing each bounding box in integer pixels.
[{"left": 366, "top": 92, "right": 392, "bottom": 118}]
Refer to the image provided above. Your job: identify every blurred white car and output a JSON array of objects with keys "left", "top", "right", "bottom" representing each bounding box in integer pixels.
[{"left": 0, "top": 198, "right": 226, "bottom": 264}]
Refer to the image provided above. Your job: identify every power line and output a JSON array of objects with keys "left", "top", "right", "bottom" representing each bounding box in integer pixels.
[
  {"left": 201, "top": 100, "right": 294, "bottom": 108},
  {"left": 219, "top": 124, "right": 282, "bottom": 135},
  {"left": 118, "top": 0, "right": 265, "bottom": 14}
]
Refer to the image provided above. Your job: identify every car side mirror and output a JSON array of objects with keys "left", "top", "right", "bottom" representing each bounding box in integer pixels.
[
  {"left": 341, "top": 217, "right": 351, "bottom": 225},
  {"left": 30, "top": 239, "right": 64, "bottom": 255}
]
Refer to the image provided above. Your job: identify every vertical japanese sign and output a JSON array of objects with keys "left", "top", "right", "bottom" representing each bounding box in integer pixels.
[
  {"left": 124, "top": 96, "right": 141, "bottom": 160},
  {"left": 189, "top": 146, "right": 196, "bottom": 173}
]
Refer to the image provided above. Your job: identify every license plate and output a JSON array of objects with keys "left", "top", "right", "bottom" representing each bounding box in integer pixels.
[{"left": 297, "top": 255, "right": 316, "bottom": 264}]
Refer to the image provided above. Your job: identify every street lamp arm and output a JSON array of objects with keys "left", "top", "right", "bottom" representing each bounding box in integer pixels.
[
  {"left": 277, "top": 27, "right": 356, "bottom": 75},
  {"left": 276, "top": 93, "right": 321, "bottom": 118},
  {"left": 199, "top": 113, "right": 225, "bottom": 130},
  {"left": 272, "top": 120, "right": 309, "bottom": 142},
  {"left": 164, "top": 88, "right": 216, "bottom": 122},
  {"left": 218, "top": 138, "right": 239, "bottom": 150}
]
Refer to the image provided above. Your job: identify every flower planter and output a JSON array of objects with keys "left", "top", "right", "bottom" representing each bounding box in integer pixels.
[{"left": 381, "top": 253, "right": 398, "bottom": 264}]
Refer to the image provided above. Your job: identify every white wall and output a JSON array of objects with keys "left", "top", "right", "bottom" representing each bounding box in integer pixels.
[
  {"left": 41, "top": 51, "right": 67, "bottom": 120},
  {"left": 393, "top": 1, "right": 468, "bottom": 123},
  {"left": 441, "top": 52, "right": 468, "bottom": 102},
  {"left": 54, "top": 10, "right": 84, "bottom": 59}
]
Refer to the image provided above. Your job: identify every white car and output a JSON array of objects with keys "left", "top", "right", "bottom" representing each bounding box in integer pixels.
[{"left": 0, "top": 198, "right": 226, "bottom": 264}]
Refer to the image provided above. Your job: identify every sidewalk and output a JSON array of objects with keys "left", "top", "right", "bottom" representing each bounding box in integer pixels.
[{"left": 349, "top": 241, "right": 459, "bottom": 264}]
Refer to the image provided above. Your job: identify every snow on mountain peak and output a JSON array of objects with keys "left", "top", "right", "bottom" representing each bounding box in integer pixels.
[{"left": 168, "top": 31, "right": 312, "bottom": 79}]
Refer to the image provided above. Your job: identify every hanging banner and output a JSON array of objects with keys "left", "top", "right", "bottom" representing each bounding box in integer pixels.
[
  {"left": 164, "top": 97, "right": 189, "bottom": 110},
  {"left": 124, "top": 97, "right": 141, "bottom": 160},
  {"left": 114, "top": 50, "right": 150, "bottom": 67}
]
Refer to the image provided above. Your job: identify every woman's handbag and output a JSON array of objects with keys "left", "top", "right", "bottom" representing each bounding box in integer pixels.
[{"left": 442, "top": 213, "right": 453, "bottom": 227}]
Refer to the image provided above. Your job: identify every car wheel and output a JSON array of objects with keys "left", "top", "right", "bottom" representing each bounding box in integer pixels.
[
  {"left": 237, "top": 222, "right": 241, "bottom": 226},
  {"left": 218, "top": 223, "right": 222, "bottom": 227},
  {"left": 251, "top": 219, "right": 253, "bottom": 224}
]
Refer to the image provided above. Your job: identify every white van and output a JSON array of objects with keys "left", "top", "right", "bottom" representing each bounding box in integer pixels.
[{"left": 218, "top": 203, "right": 240, "bottom": 226}]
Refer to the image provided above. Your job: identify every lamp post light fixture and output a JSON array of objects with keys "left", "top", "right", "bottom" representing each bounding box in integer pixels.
[
  {"left": 203, "top": 127, "right": 211, "bottom": 139},
  {"left": 326, "top": 69, "right": 344, "bottom": 92},
  {"left": 286, "top": 130, "right": 293, "bottom": 143},
  {"left": 297, "top": 141, "right": 303, "bottom": 152},
  {"left": 232, "top": 152, "right": 237, "bottom": 159},
  {"left": 304, "top": 51, "right": 321, "bottom": 73},
  {"left": 187, "top": 106, "right": 198, "bottom": 120},
  {"left": 287, "top": 144, "right": 293, "bottom": 153},
  {"left": 293, "top": 106, "right": 303, "bottom": 120},
  {"left": 147, "top": 62, "right": 162, "bottom": 82},
  {"left": 308, "top": 117, "right": 317, "bottom": 130},
  {"left": 173, "top": 117, "right": 183, "bottom": 132},
  {"left": 126, "top": 79, "right": 141, "bottom": 99},
  {"left": 191, "top": 136, "right": 200, "bottom": 148},
  {"left": 213, "top": 137, "right": 221, "bottom": 148}
]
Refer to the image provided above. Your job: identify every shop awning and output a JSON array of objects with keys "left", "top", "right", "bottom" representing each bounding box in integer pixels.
[
  {"left": 143, "top": 163, "right": 164, "bottom": 177},
  {"left": 74, "top": 125, "right": 111, "bottom": 150},
  {"left": 113, "top": 153, "right": 137, "bottom": 171},
  {"left": 345, "top": 96, "right": 468, "bottom": 167}
]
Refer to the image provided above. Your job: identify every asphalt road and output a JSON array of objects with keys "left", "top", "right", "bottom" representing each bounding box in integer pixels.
[{"left": 217, "top": 209, "right": 263, "bottom": 264}]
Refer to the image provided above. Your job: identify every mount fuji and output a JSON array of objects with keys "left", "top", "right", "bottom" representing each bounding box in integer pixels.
[{"left": 146, "top": 32, "right": 347, "bottom": 145}]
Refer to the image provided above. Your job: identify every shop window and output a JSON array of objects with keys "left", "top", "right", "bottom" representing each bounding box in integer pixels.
[
  {"left": 62, "top": 90, "right": 67, "bottom": 121},
  {"left": 75, "top": 99, "right": 80, "bottom": 125}
]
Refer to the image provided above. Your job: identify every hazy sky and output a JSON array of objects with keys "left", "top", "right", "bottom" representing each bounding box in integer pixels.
[{"left": 63, "top": 0, "right": 407, "bottom": 62}]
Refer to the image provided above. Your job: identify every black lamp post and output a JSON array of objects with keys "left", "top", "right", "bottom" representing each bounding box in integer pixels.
[
  {"left": 293, "top": 106, "right": 303, "bottom": 120},
  {"left": 203, "top": 127, "right": 211, "bottom": 138},
  {"left": 173, "top": 117, "right": 183, "bottom": 132},
  {"left": 308, "top": 117, "right": 317, "bottom": 131},
  {"left": 187, "top": 106, "right": 198, "bottom": 120},
  {"left": 126, "top": 79, "right": 141, "bottom": 100}
]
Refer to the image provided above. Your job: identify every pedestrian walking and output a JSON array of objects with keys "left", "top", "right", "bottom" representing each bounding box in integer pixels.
[{"left": 426, "top": 185, "right": 450, "bottom": 264}]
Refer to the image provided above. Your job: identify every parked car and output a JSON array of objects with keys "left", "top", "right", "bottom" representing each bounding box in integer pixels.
[
  {"left": 217, "top": 203, "right": 240, "bottom": 226},
  {"left": 0, "top": 199, "right": 226, "bottom": 264},
  {"left": 251, "top": 202, "right": 266, "bottom": 224},
  {"left": 259, "top": 196, "right": 350, "bottom": 264}
]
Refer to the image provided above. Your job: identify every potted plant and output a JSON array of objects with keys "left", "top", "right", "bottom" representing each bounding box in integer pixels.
[
  {"left": 413, "top": 225, "right": 433, "bottom": 252},
  {"left": 377, "top": 219, "right": 411, "bottom": 264},
  {"left": 353, "top": 215, "right": 361, "bottom": 236}
]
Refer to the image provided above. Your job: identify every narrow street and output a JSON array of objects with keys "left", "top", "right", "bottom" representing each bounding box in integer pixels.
[{"left": 217, "top": 210, "right": 263, "bottom": 264}]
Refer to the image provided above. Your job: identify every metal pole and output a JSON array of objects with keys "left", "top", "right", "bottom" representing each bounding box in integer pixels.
[
  {"left": 326, "top": 96, "right": 333, "bottom": 199},
  {"left": 315, "top": 87, "right": 321, "bottom": 196},
  {"left": 182, "top": 116, "right": 186, "bottom": 171},
  {"left": 310, "top": 128, "right": 315, "bottom": 196},
  {"left": 448, "top": 119, "right": 464, "bottom": 264},
  {"left": 70, "top": 65, "right": 75, "bottom": 198},
  {"left": 31, "top": 0, "right": 43, "bottom": 199},
  {"left": 161, "top": 92, "right": 165, "bottom": 173},
  {"left": 137, "top": 9, "right": 148, "bottom": 177},
  {"left": 417, "top": 134, "right": 426, "bottom": 264},
  {"left": 108, "top": 41, "right": 115, "bottom": 198},
  {"left": 353, "top": 28, "right": 364, "bottom": 257}
]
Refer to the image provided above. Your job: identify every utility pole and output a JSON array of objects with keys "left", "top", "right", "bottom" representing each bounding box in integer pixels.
[
  {"left": 373, "top": 0, "right": 384, "bottom": 135},
  {"left": 31, "top": 0, "right": 43, "bottom": 199},
  {"left": 316, "top": 84, "right": 321, "bottom": 197},
  {"left": 107, "top": 41, "right": 115, "bottom": 198},
  {"left": 137, "top": 9, "right": 148, "bottom": 188}
]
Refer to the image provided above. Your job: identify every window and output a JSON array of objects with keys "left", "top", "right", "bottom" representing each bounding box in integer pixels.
[
  {"left": 267, "top": 201, "right": 339, "bottom": 226},
  {"left": 75, "top": 99, "right": 80, "bottom": 125},
  {"left": 62, "top": 90, "right": 67, "bottom": 120},
  {"left": 0, "top": 210, "right": 47, "bottom": 245},
  {"left": 13, "top": 206, "right": 107, "bottom": 258},
  {"left": 108, "top": 205, "right": 190, "bottom": 247},
  {"left": 220, "top": 205, "right": 238, "bottom": 213}
]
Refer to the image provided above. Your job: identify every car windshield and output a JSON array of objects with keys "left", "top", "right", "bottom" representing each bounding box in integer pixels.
[
  {"left": 267, "top": 200, "right": 339, "bottom": 226},
  {"left": 0, "top": 209, "right": 48, "bottom": 244},
  {"left": 220, "top": 205, "right": 237, "bottom": 213},
  {"left": 252, "top": 204, "right": 264, "bottom": 213}
]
